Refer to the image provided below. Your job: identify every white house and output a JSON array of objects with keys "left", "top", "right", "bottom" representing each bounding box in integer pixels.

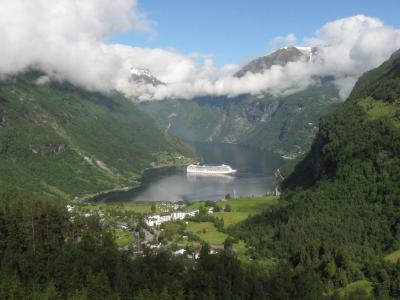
[
  {"left": 159, "top": 213, "right": 172, "bottom": 223},
  {"left": 144, "top": 209, "right": 200, "bottom": 227},
  {"left": 173, "top": 249, "right": 186, "bottom": 256},
  {"left": 171, "top": 211, "right": 186, "bottom": 221},
  {"left": 145, "top": 214, "right": 161, "bottom": 227},
  {"left": 186, "top": 209, "right": 199, "bottom": 217}
]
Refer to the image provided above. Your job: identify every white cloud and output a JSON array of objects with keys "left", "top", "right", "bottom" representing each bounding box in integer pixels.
[
  {"left": 0, "top": 3, "right": 399, "bottom": 101},
  {"left": 0, "top": 0, "right": 152, "bottom": 91},
  {"left": 270, "top": 33, "right": 297, "bottom": 48},
  {"left": 302, "top": 15, "right": 400, "bottom": 98}
]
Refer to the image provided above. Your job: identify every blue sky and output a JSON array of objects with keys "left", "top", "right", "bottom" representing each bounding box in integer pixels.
[{"left": 112, "top": 0, "right": 400, "bottom": 66}]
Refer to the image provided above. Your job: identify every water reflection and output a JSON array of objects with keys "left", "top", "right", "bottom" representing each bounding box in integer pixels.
[
  {"left": 92, "top": 143, "right": 284, "bottom": 203},
  {"left": 186, "top": 172, "right": 234, "bottom": 183}
]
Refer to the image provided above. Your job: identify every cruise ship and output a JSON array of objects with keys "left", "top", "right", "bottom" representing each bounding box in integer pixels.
[{"left": 186, "top": 163, "right": 237, "bottom": 175}]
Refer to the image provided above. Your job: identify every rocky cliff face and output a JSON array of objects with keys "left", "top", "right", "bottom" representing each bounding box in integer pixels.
[
  {"left": 201, "top": 97, "right": 281, "bottom": 143},
  {"left": 139, "top": 94, "right": 282, "bottom": 144},
  {"left": 235, "top": 46, "right": 316, "bottom": 77},
  {"left": 139, "top": 84, "right": 339, "bottom": 156},
  {"left": 130, "top": 68, "right": 164, "bottom": 86}
]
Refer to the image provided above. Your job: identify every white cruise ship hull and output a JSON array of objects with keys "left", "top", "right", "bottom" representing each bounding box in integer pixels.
[{"left": 186, "top": 164, "right": 237, "bottom": 175}]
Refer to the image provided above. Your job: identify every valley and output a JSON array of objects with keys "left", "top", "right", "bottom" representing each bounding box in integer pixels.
[
  {"left": 1, "top": 2, "right": 400, "bottom": 299},
  {"left": 139, "top": 47, "right": 342, "bottom": 157},
  {"left": 1, "top": 49, "right": 399, "bottom": 299},
  {"left": 89, "top": 142, "right": 283, "bottom": 203},
  {"left": 74, "top": 195, "right": 278, "bottom": 261}
]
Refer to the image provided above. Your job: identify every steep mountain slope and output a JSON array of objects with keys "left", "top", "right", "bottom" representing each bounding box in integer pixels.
[
  {"left": 139, "top": 47, "right": 341, "bottom": 156},
  {"left": 239, "top": 82, "right": 340, "bottom": 155},
  {"left": 138, "top": 98, "right": 222, "bottom": 142},
  {"left": 235, "top": 46, "right": 315, "bottom": 77},
  {"left": 0, "top": 72, "right": 194, "bottom": 200},
  {"left": 139, "top": 85, "right": 339, "bottom": 156},
  {"left": 233, "top": 49, "right": 400, "bottom": 294},
  {"left": 283, "top": 49, "right": 400, "bottom": 188}
]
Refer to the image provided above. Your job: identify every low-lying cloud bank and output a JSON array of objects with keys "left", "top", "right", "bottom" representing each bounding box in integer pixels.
[{"left": 1, "top": 0, "right": 400, "bottom": 101}]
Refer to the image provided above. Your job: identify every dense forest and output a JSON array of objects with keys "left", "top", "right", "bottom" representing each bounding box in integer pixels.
[
  {"left": 0, "top": 186, "right": 332, "bottom": 300},
  {"left": 1, "top": 50, "right": 400, "bottom": 299},
  {"left": 233, "top": 49, "right": 400, "bottom": 298}
]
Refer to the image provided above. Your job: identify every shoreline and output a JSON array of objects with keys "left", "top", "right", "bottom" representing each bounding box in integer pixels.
[
  {"left": 75, "top": 184, "right": 138, "bottom": 204},
  {"left": 77, "top": 163, "right": 189, "bottom": 204}
]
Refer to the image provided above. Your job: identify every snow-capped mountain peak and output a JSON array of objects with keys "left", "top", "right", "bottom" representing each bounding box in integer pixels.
[
  {"left": 129, "top": 68, "right": 164, "bottom": 86},
  {"left": 235, "top": 46, "right": 318, "bottom": 77},
  {"left": 130, "top": 68, "right": 152, "bottom": 77}
]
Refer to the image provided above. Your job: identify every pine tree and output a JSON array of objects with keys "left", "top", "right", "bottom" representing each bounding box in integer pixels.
[
  {"left": 69, "top": 289, "right": 88, "bottom": 300},
  {"left": 159, "top": 287, "right": 172, "bottom": 300},
  {"left": 86, "top": 271, "right": 118, "bottom": 300}
]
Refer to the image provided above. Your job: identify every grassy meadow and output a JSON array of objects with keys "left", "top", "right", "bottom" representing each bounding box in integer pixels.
[
  {"left": 187, "top": 195, "right": 279, "bottom": 228},
  {"left": 186, "top": 222, "right": 229, "bottom": 245}
]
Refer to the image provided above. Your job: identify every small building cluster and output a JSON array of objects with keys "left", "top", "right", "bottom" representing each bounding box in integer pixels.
[
  {"left": 173, "top": 243, "right": 225, "bottom": 259},
  {"left": 144, "top": 209, "right": 199, "bottom": 227},
  {"left": 154, "top": 202, "right": 185, "bottom": 213}
]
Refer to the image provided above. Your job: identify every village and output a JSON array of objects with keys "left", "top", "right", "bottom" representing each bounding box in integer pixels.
[
  {"left": 68, "top": 195, "right": 279, "bottom": 261},
  {"left": 67, "top": 200, "right": 230, "bottom": 259}
]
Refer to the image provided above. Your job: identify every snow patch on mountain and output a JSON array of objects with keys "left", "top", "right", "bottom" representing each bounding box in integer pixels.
[{"left": 130, "top": 68, "right": 164, "bottom": 86}]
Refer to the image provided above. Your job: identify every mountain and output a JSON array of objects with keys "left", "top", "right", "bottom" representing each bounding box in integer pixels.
[
  {"left": 235, "top": 46, "right": 316, "bottom": 77},
  {"left": 238, "top": 82, "right": 340, "bottom": 155},
  {"left": 0, "top": 71, "right": 194, "bottom": 200},
  {"left": 233, "top": 49, "right": 400, "bottom": 296},
  {"left": 130, "top": 68, "right": 164, "bottom": 86},
  {"left": 139, "top": 47, "right": 341, "bottom": 157},
  {"left": 139, "top": 47, "right": 340, "bottom": 156},
  {"left": 139, "top": 83, "right": 339, "bottom": 156},
  {"left": 284, "top": 48, "right": 400, "bottom": 188}
]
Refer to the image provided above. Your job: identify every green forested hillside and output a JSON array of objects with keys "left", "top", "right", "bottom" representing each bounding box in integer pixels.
[
  {"left": 239, "top": 83, "right": 340, "bottom": 155},
  {"left": 139, "top": 82, "right": 340, "bottom": 156},
  {"left": 233, "top": 49, "right": 400, "bottom": 298},
  {"left": 0, "top": 190, "right": 328, "bottom": 300},
  {"left": 0, "top": 72, "right": 194, "bottom": 200}
]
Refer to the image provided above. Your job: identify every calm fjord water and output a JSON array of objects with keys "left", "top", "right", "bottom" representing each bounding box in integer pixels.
[{"left": 92, "top": 143, "right": 284, "bottom": 203}]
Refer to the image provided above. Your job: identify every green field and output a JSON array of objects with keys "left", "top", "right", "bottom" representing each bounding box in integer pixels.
[
  {"left": 187, "top": 196, "right": 278, "bottom": 211},
  {"left": 385, "top": 249, "right": 400, "bottom": 263},
  {"left": 187, "top": 196, "right": 279, "bottom": 228},
  {"left": 213, "top": 212, "right": 249, "bottom": 227},
  {"left": 222, "top": 196, "right": 279, "bottom": 213},
  {"left": 186, "top": 222, "right": 229, "bottom": 245},
  {"left": 115, "top": 229, "right": 133, "bottom": 248}
]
